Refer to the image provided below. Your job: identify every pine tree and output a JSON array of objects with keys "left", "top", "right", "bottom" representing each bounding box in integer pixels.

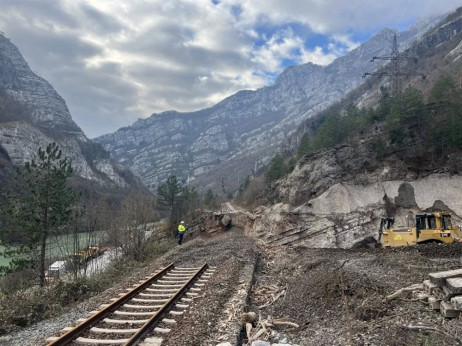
[
  {"left": 204, "top": 188, "right": 215, "bottom": 207},
  {"left": 1, "top": 142, "right": 75, "bottom": 286},
  {"left": 429, "top": 75, "right": 462, "bottom": 150},
  {"left": 238, "top": 176, "right": 250, "bottom": 196},
  {"left": 172, "top": 185, "right": 199, "bottom": 222},
  {"left": 264, "top": 154, "right": 287, "bottom": 182},
  {"left": 297, "top": 132, "right": 311, "bottom": 158},
  {"left": 156, "top": 176, "right": 182, "bottom": 220}
]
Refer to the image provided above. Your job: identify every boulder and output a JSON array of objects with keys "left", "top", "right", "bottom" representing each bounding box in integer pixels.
[{"left": 221, "top": 214, "right": 232, "bottom": 227}]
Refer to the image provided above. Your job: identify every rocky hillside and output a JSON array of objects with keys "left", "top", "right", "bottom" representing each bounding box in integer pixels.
[
  {"left": 358, "top": 7, "right": 462, "bottom": 109},
  {"left": 95, "top": 17, "right": 442, "bottom": 193},
  {"left": 0, "top": 33, "right": 135, "bottom": 190},
  {"left": 247, "top": 8, "right": 462, "bottom": 249}
]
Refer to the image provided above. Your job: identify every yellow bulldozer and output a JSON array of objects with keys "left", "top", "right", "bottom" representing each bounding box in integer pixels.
[
  {"left": 67, "top": 246, "right": 101, "bottom": 266},
  {"left": 379, "top": 211, "right": 461, "bottom": 247}
]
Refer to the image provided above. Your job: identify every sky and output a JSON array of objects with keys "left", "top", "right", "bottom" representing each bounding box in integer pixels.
[{"left": 0, "top": 0, "right": 461, "bottom": 138}]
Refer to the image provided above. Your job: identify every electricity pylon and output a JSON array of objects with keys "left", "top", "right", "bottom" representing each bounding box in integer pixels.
[{"left": 363, "top": 33, "right": 425, "bottom": 95}]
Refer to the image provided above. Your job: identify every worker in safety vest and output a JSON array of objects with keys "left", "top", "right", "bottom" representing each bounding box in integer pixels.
[{"left": 177, "top": 221, "right": 186, "bottom": 245}]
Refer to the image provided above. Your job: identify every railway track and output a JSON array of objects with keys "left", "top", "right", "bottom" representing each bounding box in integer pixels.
[{"left": 46, "top": 262, "right": 215, "bottom": 345}]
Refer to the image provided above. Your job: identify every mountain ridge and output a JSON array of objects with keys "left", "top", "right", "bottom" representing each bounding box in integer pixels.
[
  {"left": 0, "top": 33, "right": 137, "bottom": 191},
  {"left": 247, "top": 7, "right": 462, "bottom": 249},
  {"left": 95, "top": 15, "right": 443, "bottom": 193}
]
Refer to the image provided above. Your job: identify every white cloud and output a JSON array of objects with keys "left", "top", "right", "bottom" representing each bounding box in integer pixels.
[
  {"left": 300, "top": 46, "right": 338, "bottom": 66},
  {"left": 221, "top": 0, "right": 462, "bottom": 34},
  {"left": 332, "top": 34, "right": 360, "bottom": 51},
  {"left": 251, "top": 28, "right": 304, "bottom": 71},
  {"left": 0, "top": 0, "right": 460, "bottom": 137}
]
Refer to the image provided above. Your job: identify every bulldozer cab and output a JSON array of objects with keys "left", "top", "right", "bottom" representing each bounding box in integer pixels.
[
  {"left": 378, "top": 217, "right": 394, "bottom": 242},
  {"left": 413, "top": 212, "right": 454, "bottom": 244},
  {"left": 416, "top": 214, "right": 436, "bottom": 231},
  {"left": 442, "top": 214, "right": 453, "bottom": 230},
  {"left": 379, "top": 217, "right": 394, "bottom": 231},
  {"left": 381, "top": 211, "right": 460, "bottom": 247},
  {"left": 415, "top": 212, "right": 453, "bottom": 231}
]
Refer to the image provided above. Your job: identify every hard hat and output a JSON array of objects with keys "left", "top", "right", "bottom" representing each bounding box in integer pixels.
[{"left": 181, "top": 221, "right": 184, "bottom": 224}]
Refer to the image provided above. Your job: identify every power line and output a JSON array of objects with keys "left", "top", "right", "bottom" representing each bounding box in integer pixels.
[
  {"left": 419, "top": 0, "right": 431, "bottom": 19},
  {"left": 394, "top": 0, "right": 409, "bottom": 28},
  {"left": 362, "top": 33, "right": 425, "bottom": 95}
]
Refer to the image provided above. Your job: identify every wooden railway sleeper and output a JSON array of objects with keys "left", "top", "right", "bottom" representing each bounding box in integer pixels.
[
  {"left": 157, "top": 279, "right": 188, "bottom": 284},
  {"left": 75, "top": 336, "right": 129, "bottom": 344},
  {"left": 104, "top": 318, "right": 149, "bottom": 324},
  {"left": 146, "top": 287, "right": 178, "bottom": 291},
  {"left": 164, "top": 274, "right": 191, "bottom": 278},
  {"left": 139, "top": 293, "right": 173, "bottom": 298},
  {"left": 114, "top": 311, "right": 158, "bottom": 316},
  {"left": 123, "top": 303, "right": 164, "bottom": 309},
  {"left": 90, "top": 327, "right": 140, "bottom": 334},
  {"left": 132, "top": 298, "right": 169, "bottom": 303},
  {"left": 150, "top": 283, "right": 183, "bottom": 288},
  {"left": 159, "top": 276, "right": 189, "bottom": 280}
]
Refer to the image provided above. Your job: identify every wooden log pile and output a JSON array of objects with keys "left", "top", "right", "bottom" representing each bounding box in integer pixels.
[
  {"left": 425, "top": 268, "right": 462, "bottom": 318},
  {"left": 386, "top": 268, "right": 462, "bottom": 318},
  {"left": 251, "top": 283, "right": 286, "bottom": 309}
]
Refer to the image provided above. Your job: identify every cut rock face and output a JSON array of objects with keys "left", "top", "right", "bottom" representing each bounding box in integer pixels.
[{"left": 255, "top": 176, "right": 462, "bottom": 248}]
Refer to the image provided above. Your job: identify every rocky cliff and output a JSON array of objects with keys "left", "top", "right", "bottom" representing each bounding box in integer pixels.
[
  {"left": 248, "top": 141, "right": 462, "bottom": 248},
  {"left": 247, "top": 8, "right": 462, "bottom": 248},
  {"left": 0, "top": 33, "right": 133, "bottom": 189},
  {"left": 95, "top": 17, "right": 442, "bottom": 193}
]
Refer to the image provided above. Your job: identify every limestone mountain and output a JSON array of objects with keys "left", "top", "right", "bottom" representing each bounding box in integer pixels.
[
  {"left": 95, "top": 15, "right": 442, "bottom": 194},
  {"left": 0, "top": 33, "right": 136, "bottom": 190},
  {"left": 246, "top": 8, "right": 462, "bottom": 248}
]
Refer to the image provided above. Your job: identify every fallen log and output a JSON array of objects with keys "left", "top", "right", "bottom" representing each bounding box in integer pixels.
[
  {"left": 385, "top": 284, "right": 424, "bottom": 302},
  {"left": 273, "top": 319, "right": 299, "bottom": 328},
  {"left": 250, "top": 327, "right": 267, "bottom": 341},
  {"left": 246, "top": 323, "right": 252, "bottom": 340},
  {"left": 257, "top": 289, "right": 286, "bottom": 309}
]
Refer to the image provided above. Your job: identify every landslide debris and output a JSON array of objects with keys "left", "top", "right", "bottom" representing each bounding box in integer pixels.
[{"left": 247, "top": 242, "right": 462, "bottom": 346}]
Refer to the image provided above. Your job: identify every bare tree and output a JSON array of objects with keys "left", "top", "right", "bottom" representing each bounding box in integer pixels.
[
  {"left": 111, "top": 191, "right": 159, "bottom": 261},
  {"left": 238, "top": 176, "right": 266, "bottom": 208}
]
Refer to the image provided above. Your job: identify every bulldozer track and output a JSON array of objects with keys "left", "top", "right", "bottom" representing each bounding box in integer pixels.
[{"left": 46, "top": 262, "right": 215, "bottom": 345}]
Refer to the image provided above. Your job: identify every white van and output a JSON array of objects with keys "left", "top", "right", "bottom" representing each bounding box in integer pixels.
[{"left": 45, "top": 261, "right": 67, "bottom": 281}]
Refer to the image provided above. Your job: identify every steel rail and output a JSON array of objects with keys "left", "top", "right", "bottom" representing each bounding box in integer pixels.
[
  {"left": 47, "top": 262, "right": 175, "bottom": 346},
  {"left": 124, "top": 262, "right": 209, "bottom": 345}
]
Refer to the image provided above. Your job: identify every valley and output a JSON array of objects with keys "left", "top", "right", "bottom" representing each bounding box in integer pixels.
[{"left": 0, "top": 3, "right": 461, "bottom": 346}]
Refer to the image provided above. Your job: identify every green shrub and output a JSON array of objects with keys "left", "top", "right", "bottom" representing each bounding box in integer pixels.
[
  {"left": 53, "top": 278, "right": 100, "bottom": 305},
  {"left": 150, "top": 240, "right": 175, "bottom": 258},
  {"left": 371, "top": 138, "right": 386, "bottom": 155},
  {"left": 264, "top": 154, "right": 287, "bottom": 182}
]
